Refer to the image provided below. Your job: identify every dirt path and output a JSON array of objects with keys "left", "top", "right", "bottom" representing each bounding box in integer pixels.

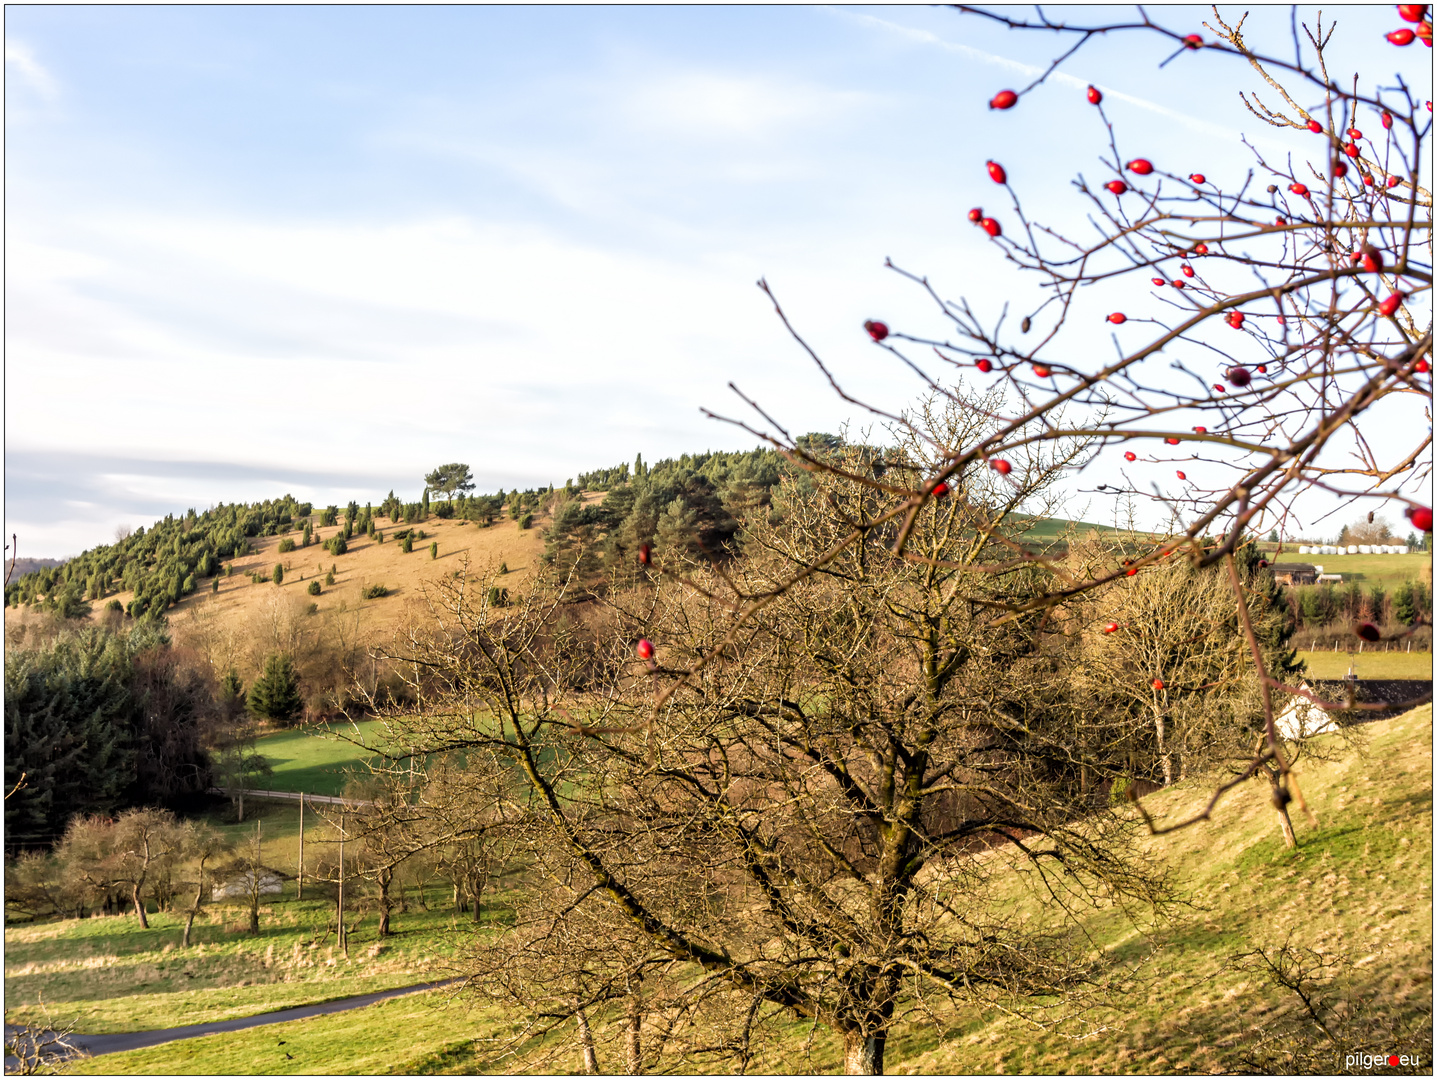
[{"left": 4, "top": 978, "right": 459, "bottom": 1063}]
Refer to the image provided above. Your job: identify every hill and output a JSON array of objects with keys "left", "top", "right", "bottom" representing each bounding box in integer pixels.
[{"left": 9, "top": 705, "right": 1425, "bottom": 1074}]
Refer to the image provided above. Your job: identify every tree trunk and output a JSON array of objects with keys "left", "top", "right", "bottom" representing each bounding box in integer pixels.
[
  {"left": 1275, "top": 801, "right": 1298, "bottom": 849},
  {"left": 1154, "top": 712, "right": 1172, "bottom": 786},
  {"left": 132, "top": 882, "right": 149, "bottom": 929},
  {"left": 574, "top": 1003, "right": 599, "bottom": 1074},
  {"left": 625, "top": 992, "right": 643, "bottom": 1074},
  {"left": 236, "top": 791, "right": 245, "bottom": 823},
  {"left": 843, "top": 1030, "right": 885, "bottom": 1075},
  {"left": 183, "top": 886, "right": 201, "bottom": 947},
  {"left": 377, "top": 866, "right": 392, "bottom": 937}
]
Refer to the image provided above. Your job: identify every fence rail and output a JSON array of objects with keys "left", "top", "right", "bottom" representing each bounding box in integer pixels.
[{"left": 208, "top": 787, "right": 374, "bottom": 808}]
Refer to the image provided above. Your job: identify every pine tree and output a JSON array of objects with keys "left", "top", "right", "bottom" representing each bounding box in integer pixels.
[
  {"left": 272, "top": 564, "right": 283, "bottom": 586},
  {"left": 247, "top": 653, "right": 303, "bottom": 725},
  {"left": 422, "top": 488, "right": 430, "bottom": 519},
  {"left": 402, "top": 534, "right": 413, "bottom": 554}
]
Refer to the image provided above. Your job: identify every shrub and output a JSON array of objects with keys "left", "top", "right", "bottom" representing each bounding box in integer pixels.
[
  {"left": 402, "top": 535, "right": 413, "bottom": 554},
  {"left": 324, "top": 571, "right": 335, "bottom": 586},
  {"left": 211, "top": 578, "right": 219, "bottom": 593},
  {"left": 375, "top": 530, "right": 384, "bottom": 544},
  {"left": 487, "top": 586, "right": 509, "bottom": 607},
  {"left": 499, "top": 562, "right": 509, "bottom": 575},
  {"left": 305, "top": 602, "right": 319, "bottom": 616},
  {"left": 430, "top": 542, "right": 438, "bottom": 560},
  {"left": 272, "top": 564, "right": 284, "bottom": 585},
  {"left": 361, "top": 584, "right": 389, "bottom": 599},
  {"left": 327, "top": 534, "right": 348, "bottom": 557},
  {"left": 519, "top": 514, "right": 533, "bottom": 530},
  {"left": 302, "top": 523, "right": 312, "bottom": 547},
  {"left": 308, "top": 581, "right": 321, "bottom": 596},
  {"left": 107, "top": 599, "right": 124, "bottom": 612},
  {"left": 278, "top": 538, "right": 296, "bottom": 553},
  {"left": 182, "top": 574, "right": 196, "bottom": 594}
]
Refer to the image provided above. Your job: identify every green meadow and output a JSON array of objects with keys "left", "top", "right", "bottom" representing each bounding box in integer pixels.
[{"left": 11, "top": 706, "right": 1425, "bottom": 1075}]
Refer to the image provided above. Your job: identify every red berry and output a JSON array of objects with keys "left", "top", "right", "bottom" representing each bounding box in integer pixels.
[
  {"left": 1387, "top": 28, "right": 1417, "bottom": 45},
  {"left": 1386, "top": 174, "right": 1402, "bottom": 188},
  {"left": 1181, "top": 264, "right": 1195, "bottom": 277},
  {"left": 1289, "top": 182, "right": 1309, "bottom": 196},
  {"left": 1408, "top": 505, "right": 1433, "bottom": 531},
  {"left": 1105, "top": 180, "right": 1129, "bottom": 195},
  {"left": 1193, "top": 243, "right": 1209, "bottom": 255},
  {"left": 1361, "top": 247, "right": 1384, "bottom": 273},
  {"left": 1363, "top": 173, "right": 1376, "bottom": 186},
  {"left": 1258, "top": 559, "right": 1269, "bottom": 569},
  {"left": 1382, "top": 110, "right": 1394, "bottom": 129},
  {"left": 1152, "top": 277, "right": 1167, "bottom": 286},
  {"left": 990, "top": 90, "right": 1018, "bottom": 110},
  {"left": 1032, "top": 364, "right": 1051, "bottom": 378},
  {"left": 1189, "top": 173, "right": 1206, "bottom": 184},
  {"left": 638, "top": 542, "right": 652, "bottom": 567},
  {"left": 1227, "top": 366, "right": 1252, "bottom": 387},
  {"left": 1171, "top": 280, "right": 1185, "bottom": 289},
  {"left": 1176, "top": 470, "right": 1187, "bottom": 480},
  {"left": 931, "top": 481, "right": 950, "bottom": 497},
  {"left": 865, "top": 320, "right": 889, "bottom": 342},
  {"left": 1354, "top": 622, "right": 1381, "bottom": 642},
  {"left": 636, "top": 638, "right": 655, "bottom": 660},
  {"left": 1165, "top": 437, "right": 1180, "bottom": 445},
  {"left": 1214, "top": 384, "right": 1226, "bottom": 394},
  {"left": 1182, "top": 34, "right": 1202, "bottom": 48},
  {"left": 980, "top": 217, "right": 1002, "bottom": 237},
  {"left": 991, "top": 459, "right": 1012, "bottom": 475},
  {"left": 1379, "top": 292, "right": 1405, "bottom": 316},
  {"left": 1087, "top": 85, "right": 1103, "bottom": 105},
  {"left": 1103, "top": 622, "right": 1120, "bottom": 634},
  {"left": 1124, "top": 451, "right": 1137, "bottom": 462},
  {"left": 1227, "top": 311, "right": 1245, "bottom": 329},
  {"left": 1193, "top": 426, "right": 1208, "bottom": 433},
  {"left": 1127, "top": 158, "right": 1154, "bottom": 175},
  {"left": 1398, "top": 4, "right": 1428, "bottom": 21},
  {"left": 1343, "top": 141, "right": 1360, "bottom": 157},
  {"left": 1416, "top": 359, "right": 1432, "bottom": 374},
  {"left": 1347, "top": 127, "right": 1363, "bottom": 139},
  {"left": 1418, "top": 20, "right": 1432, "bottom": 45},
  {"left": 968, "top": 207, "right": 983, "bottom": 222},
  {"left": 1275, "top": 216, "right": 1287, "bottom": 226},
  {"left": 1256, "top": 365, "right": 1268, "bottom": 374},
  {"left": 1306, "top": 119, "right": 1323, "bottom": 133},
  {"left": 1332, "top": 162, "right": 1348, "bottom": 178},
  {"left": 976, "top": 358, "right": 993, "bottom": 373},
  {"left": 1126, "top": 567, "right": 1138, "bottom": 577},
  {"left": 1152, "top": 678, "right": 1165, "bottom": 690},
  {"left": 987, "top": 160, "right": 1007, "bottom": 184},
  {"left": 1107, "top": 312, "right": 1127, "bottom": 324}
]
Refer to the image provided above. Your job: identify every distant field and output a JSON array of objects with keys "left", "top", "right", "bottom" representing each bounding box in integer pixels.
[
  {"left": 1297, "top": 649, "right": 1434, "bottom": 680},
  {"left": 1285, "top": 551, "right": 1432, "bottom": 590},
  {"left": 259, "top": 720, "right": 389, "bottom": 797}
]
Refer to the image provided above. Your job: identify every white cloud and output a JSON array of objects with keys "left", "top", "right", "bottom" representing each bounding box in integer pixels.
[
  {"left": 5, "top": 40, "right": 59, "bottom": 100},
  {"left": 616, "top": 70, "right": 875, "bottom": 139}
]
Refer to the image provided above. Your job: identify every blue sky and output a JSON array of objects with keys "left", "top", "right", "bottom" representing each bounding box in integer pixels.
[{"left": 5, "top": 5, "right": 1425, "bottom": 555}]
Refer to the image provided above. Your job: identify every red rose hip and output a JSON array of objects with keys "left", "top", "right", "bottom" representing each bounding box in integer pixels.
[
  {"left": 636, "top": 638, "right": 655, "bottom": 660},
  {"left": 1408, "top": 505, "right": 1433, "bottom": 531},
  {"left": 1387, "top": 28, "right": 1417, "bottom": 45},
  {"left": 1189, "top": 173, "right": 1206, "bottom": 184},
  {"left": 1105, "top": 180, "right": 1129, "bottom": 195},
  {"left": 987, "top": 160, "right": 1007, "bottom": 183},
  {"left": 1227, "top": 366, "right": 1252, "bottom": 387},
  {"left": 1107, "top": 312, "right": 1127, "bottom": 324},
  {"left": 864, "top": 320, "right": 889, "bottom": 341},
  {"left": 968, "top": 207, "right": 983, "bottom": 222},
  {"left": 980, "top": 217, "right": 1002, "bottom": 237},
  {"left": 1124, "top": 451, "right": 1137, "bottom": 462},
  {"left": 1087, "top": 85, "right": 1103, "bottom": 104},
  {"left": 991, "top": 459, "right": 1012, "bottom": 475},
  {"left": 1127, "top": 158, "right": 1155, "bottom": 175},
  {"left": 976, "top": 358, "right": 993, "bottom": 373},
  {"left": 990, "top": 89, "right": 1018, "bottom": 109},
  {"left": 1354, "top": 622, "right": 1380, "bottom": 642}
]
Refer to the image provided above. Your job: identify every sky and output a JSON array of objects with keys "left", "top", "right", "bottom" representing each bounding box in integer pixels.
[{"left": 5, "top": 4, "right": 1427, "bottom": 557}]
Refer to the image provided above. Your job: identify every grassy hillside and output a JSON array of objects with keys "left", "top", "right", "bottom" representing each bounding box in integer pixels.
[{"left": 17, "top": 706, "right": 1428, "bottom": 1075}]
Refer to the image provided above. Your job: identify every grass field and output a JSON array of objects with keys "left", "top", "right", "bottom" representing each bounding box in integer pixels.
[
  {"left": 1297, "top": 649, "right": 1434, "bottom": 680},
  {"left": 259, "top": 720, "right": 388, "bottom": 797},
  {"left": 1287, "top": 551, "right": 1432, "bottom": 590},
  {"left": 19, "top": 706, "right": 1429, "bottom": 1075}
]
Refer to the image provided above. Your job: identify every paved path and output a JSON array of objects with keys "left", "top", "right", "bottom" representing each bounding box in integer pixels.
[{"left": 4, "top": 978, "right": 460, "bottom": 1063}]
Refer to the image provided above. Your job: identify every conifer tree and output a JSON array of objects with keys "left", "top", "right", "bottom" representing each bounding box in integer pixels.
[
  {"left": 272, "top": 564, "right": 283, "bottom": 586},
  {"left": 247, "top": 653, "right": 303, "bottom": 725}
]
